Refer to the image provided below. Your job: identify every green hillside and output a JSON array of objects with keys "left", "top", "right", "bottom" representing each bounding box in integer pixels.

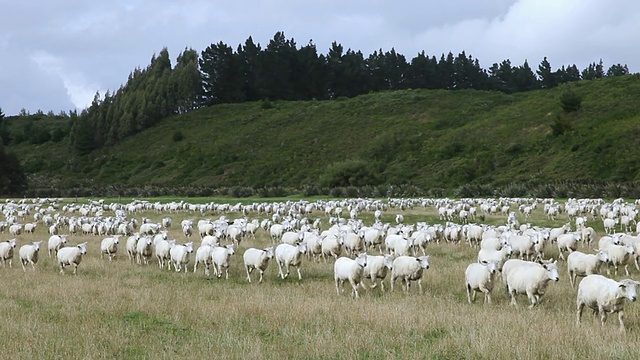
[{"left": 6, "top": 75, "right": 640, "bottom": 197}]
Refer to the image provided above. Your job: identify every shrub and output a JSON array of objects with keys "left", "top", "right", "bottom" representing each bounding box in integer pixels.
[{"left": 173, "top": 131, "right": 184, "bottom": 142}]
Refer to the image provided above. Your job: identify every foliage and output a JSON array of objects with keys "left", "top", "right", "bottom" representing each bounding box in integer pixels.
[{"left": 559, "top": 89, "right": 582, "bottom": 112}]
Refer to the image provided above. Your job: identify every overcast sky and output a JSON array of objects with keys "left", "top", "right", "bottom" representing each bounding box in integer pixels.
[{"left": 1, "top": 0, "right": 638, "bottom": 116}]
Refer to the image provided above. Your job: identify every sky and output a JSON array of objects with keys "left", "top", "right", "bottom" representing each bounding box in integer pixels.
[{"left": 1, "top": 0, "right": 639, "bottom": 116}]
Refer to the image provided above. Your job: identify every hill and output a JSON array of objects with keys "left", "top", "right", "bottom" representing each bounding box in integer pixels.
[{"left": 5, "top": 75, "right": 640, "bottom": 197}]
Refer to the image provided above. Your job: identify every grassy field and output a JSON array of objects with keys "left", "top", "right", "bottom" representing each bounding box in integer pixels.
[{"left": 1, "top": 198, "right": 640, "bottom": 359}]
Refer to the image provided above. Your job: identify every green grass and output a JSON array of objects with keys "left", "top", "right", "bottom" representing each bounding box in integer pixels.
[
  {"left": 1, "top": 197, "right": 640, "bottom": 358},
  {"left": 4, "top": 75, "right": 640, "bottom": 196}
]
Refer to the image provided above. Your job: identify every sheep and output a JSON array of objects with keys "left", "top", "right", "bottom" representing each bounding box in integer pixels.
[
  {"left": 360, "top": 254, "right": 394, "bottom": 291},
  {"left": 135, "top": 236, "right": 153, "bottom": 265},
  {"left": 576, "top": 274, "right": 640, "bottom": 332},
  {"left": 23, "top": 222, "right": 37, "bottom": 234},
  {"left": 154, "top": 238, "right": 176, "bottom": 270},
  {"left": 507, "top": 233, "right": 539, "bottom": 260},
  {"left": 480, "top": 236, "right": 507, "bottom": 251},
  {"left": 334, "top": 253, "right": 368, "bottom": 298},
  {"left": 603, "top": 218, "right": 618, "bottom": 235},
  {"left": 9, "top": 224, "right": 22, "bottom": 236},
  {"left": 501, "top": 259, "right": 560, "bottom": 308},
  {"left": 303, "top": 232, "right": 323, "bottom": 262},
  {"left": 321, "top": 232, "right": 343, "bottom": 261},
  {"left": 169, "top": 242, "right": 194, "bottom": 273},
  {"left": 193, "top": 243, "right": 213, "bottom": 275},
  {"left": 601, "top": 243, "right": 635, "bottom": 276},
  {"left": 201, "top": 235, "right": 220, "bottom": 247},
  {"left": 274, "top": 242, "right": 307, "bottom": 280},
  {"left": 362, "top": 227, "right": 384, "bottom": 252},
  {"left": 281, "top": 231, "right": 303, "bottom": 245},
  {"left": 580, "top": 227, "right": 597, "bottom": 248},
  {"left": 390, "top": 255, "right": 430, "bottom": 294},
  {"left": 384, "top": 234, "right": 405, "bottom": 254},
  {"left": 269, "top": 224, "right": 285, "bottom": 243},
  {"left": 212, "top": 245, "right": 236, "bottom": 279},
  {"left": 466, "top": 224, "right": 484, "bottom": 248},
  {"left": 477, "top": 244, "right": 512, "bottom": 271},
  {"left": 567, "top": 250, "right": 610, "bottom": 288},
  {"left": 57, "top": 242, "right": 88, "bottom": 275},
  {"left": 243, "top": 247, "right": 274, "bottom": 283},
  {"left": 465, "top": 261, "right": 499, "bottom": 304},
  {"left": 47, "top": 235, "right": 68, "bottom": 258},
  {"left": 343, "top": 231, "right": 365, "bottom": 257},
  {"left": 556, "top": 232, "right": 581, "bottom": 260},
  {"left": 0, "top": 239, "right": 17, "bottom": 267},
  {"left": 100, "top": 236, "right": 120, "bottom": 261},
  {"left": 410, "top": 229, "right": 431, "bottom": 256},
  {"left": 19, "top": 241, "right": 42, "bottom": 271},
  {"left": 125, "top": 233, "right": 140, "bottom": 263}
]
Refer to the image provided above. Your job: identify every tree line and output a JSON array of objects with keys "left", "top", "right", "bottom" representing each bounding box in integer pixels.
[{"left": 46, "top": 31, "right": 630, "bottom": 154}]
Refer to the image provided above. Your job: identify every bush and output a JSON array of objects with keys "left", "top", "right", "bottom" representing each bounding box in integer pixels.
[
  {"left": 560, "top": 89, "right": 582, "bottom": 112},
  {"left": 173, "top": 131, "right": 184, "bottom": 142}
]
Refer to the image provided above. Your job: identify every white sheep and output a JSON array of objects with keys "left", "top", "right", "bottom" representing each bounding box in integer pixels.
[
  {"left": 169, "top": 242, "right": 194, "bottom": 273},
  {"left": 193, "top": 244, "right": 214, "bottom": 276},
  {"left": 280, "top": 231, "right": 303, "bottom": 245},
  {"left": 321, "top": 233, "right": 343, "bottom": 261},
  {"left": 603, "top": 218, "right": 618, "bottom": 234},
  {"left": 19, "top": 241, "right": 42, "bottom": 271},
  {"left": 576, "top": 274, "right": 640, "bottom": 332},
  {"left": 334, "top": 253, "right": 368, "bottom": 298},
  {"left": 501, "top": 259, "right": 560, "bottom": 308},
  {"left": 125, "top": 233, "right": 140, "bottom": 263},
  {"left": 100, "top": 235, "right": 120, "bottom": 261},
  {"left": 201, "top": 235, "right": 220, "bottom": 247},
  {"left": 212, "top": 244, "right": 236, "bottom": 279},
  {"left": 477, "top": 244, "right": 512, "bottom": 271},
  {"left": 601, "top": 243, "right": 635, "bottom": 276},
  {"left": 47, "top": 235, "right": 68, "bottom": 257},
  {"left": 507, "top": 233, "right": 539, "bottom": 260},
  {"left": 0, "top": 239, "right": 17, "bottom": 267},
  {"left": 360, "top": 254, "right": 394, "bottom": 291},
  {"left": 362, "top": 227, "right": 384, "bottom": 252},
  {"left": 274, "top": 242, "right": 307, "bottom": 280},
  {"left": 479, "top": 236, "right": 507, "bottom": 251},
  {"left": 567, "top": 250, "right": 610, "bottom": 288},
  {"left": 57, "top": 242, "right": 88, "bottom": 275},
  {"left": 465, "top": 261, "right": 499, "bottom": 304},
  {"left": 393, "top": 236, "right": 414, "bottom": 257},
  {"left": 556, "top": 232, "right": 581, "bottom": 260},
  {"left": 343, "top": 231, "right": 365, "bottom": 257},
  {"left": 154, "top": 238, "right": 176, "bottom": 269},
  {"left": 135, "top": 236, "right": 153, "bottom": 265},
  {"left": 243, "top": 247, "right": 274, "bottom": 283},
  {"left": 390, "top": 255, "right": 430, "bottom": 294}
]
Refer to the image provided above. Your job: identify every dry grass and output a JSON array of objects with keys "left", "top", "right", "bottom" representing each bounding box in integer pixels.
[{"left": 1, "top": 200, "right": 640, "bottom": 359}]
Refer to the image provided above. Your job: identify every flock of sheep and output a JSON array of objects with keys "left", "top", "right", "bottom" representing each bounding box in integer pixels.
[{"left": 1, "top": 196, "right": 640, "bottom": 332}]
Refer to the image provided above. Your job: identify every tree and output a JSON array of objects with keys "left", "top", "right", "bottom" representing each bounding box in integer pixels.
[
  {"left": 0, "top": 138, "right": 27, "bottom": 195},
  {"left": 607, "top": 63, "right": 629, "bottom": 77},
  {"left": 537, "top": 57, "right": 557, "bottom": 88},
  {"left": 512, "top": 60, "right": 539, "bottom": 92}
]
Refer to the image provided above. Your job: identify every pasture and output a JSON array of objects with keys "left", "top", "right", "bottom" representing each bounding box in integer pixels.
[{"left": 1, "top": 197, "right": 640, "bottom": 359}]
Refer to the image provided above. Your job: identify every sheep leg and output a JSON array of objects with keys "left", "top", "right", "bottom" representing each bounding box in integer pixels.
[
  {"left": 466, "top": 283, "right": 472, "bottom": 304},
  {"left": 245, "top": 265, "right": 252, "bottom": 283},
  {"left": 296, "top": 265, "right": 302, "bottom": 280},
  {"left": 618, "top": 311, "right": 626, "bottom": 333}
]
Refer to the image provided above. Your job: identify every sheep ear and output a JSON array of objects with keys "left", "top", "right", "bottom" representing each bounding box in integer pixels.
[{"left": 619, "top": 284, "right": 627, "bottom": 289}]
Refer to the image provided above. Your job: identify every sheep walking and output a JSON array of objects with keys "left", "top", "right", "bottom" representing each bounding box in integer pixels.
[
  {"left": 334, "top": 253, "right": 368, "bottom": 298},
  {"left": 390, "top": 255, "right": 430, "bottom": 294},
  {"left": 19, "top": 241, "right": 43, "bottom": 271},
  {"left": 502, "top": 259, "right": 560, "bottom": 308},
  {"left": 57, "top": 242, "right": 88, "bottom": 275},
  {"left": 274, "top": 243, "right": 307, "bottom": 280},
  {"left": 567, "top": 250, "right": 609, "bottom": 288},
  {"left": 465, "top": 261, "right": 499, "bottom": 304},
  {"left": 0, "top": 239, "right": 17, "bottom": 268},
  {"left": 243, "top": 247, "right": 274, "bottom": 283},
  {"left": 577, "top": 274, "right": 640, "bottom": 332}
]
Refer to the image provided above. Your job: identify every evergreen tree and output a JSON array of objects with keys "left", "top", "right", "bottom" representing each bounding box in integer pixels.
[
  {"left": 0, "top": 138, "right": 27, "bottom": 195},
  {"left": 607, "top": 63, "right": 630, "bottom": 77},
  {"left": 405, "top": 51, "right": 438, "bottom": 89},
  {"left": 537, "top": 57, "right": 557, "bottom": 88},
  {"left": 512, "top": 60, "right": 539, "bottom": 92}
]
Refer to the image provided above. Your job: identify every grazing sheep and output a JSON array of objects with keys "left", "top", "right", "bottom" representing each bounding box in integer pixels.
[
  {"left": 100, "top": 236, "right": 120, "bottom": 261},
  {"left": 19, "top": 241, "right": 42, "bottom": 271},
  {"left": 360, "top": 254, "right": 394, "bottom": 291},
  {"left": 390, "top": 255, "right": 430, "bottom": 294},
  {"left": 169, "top": 242, "right": 194, "bottom": 273},
  {"left": 274, "top": 242, "right": 307, "bottom": 280},
  {"left": 212, "top": 245, "right": 236, "bottom": 279},
  {"left": 47, "top": 235, "right": 68, "bottom": 258},
  {"left": 465, "top": 261, "right": 499, "bottom": 304},
  {"left": 567, "top": 250, "right": 610, "bottom": 288},
  {"left": 501, "top": 259, "right": 560, "bottom": 308},
  {"left": 57, "top": 242, "right": 88, "bottom": 275},
  {"left": 243, "top": 247, "right": 274, "bottom": 283},
  {"left": 334, "top": 253, "right": 368, "bottom": 298},
  {"left": 577, "top": 274, "right": 640, "bottom": 332},
  {"left": 0, "top": 239, "right": 17, "bottom": 267},
  {"left": 135, "top": 236, "right": 153, "bottom": 265}
]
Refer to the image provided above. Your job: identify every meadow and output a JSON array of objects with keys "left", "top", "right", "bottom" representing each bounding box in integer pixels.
[{"left": 1, "top": 197, "right": 640, "bottom": 359}]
